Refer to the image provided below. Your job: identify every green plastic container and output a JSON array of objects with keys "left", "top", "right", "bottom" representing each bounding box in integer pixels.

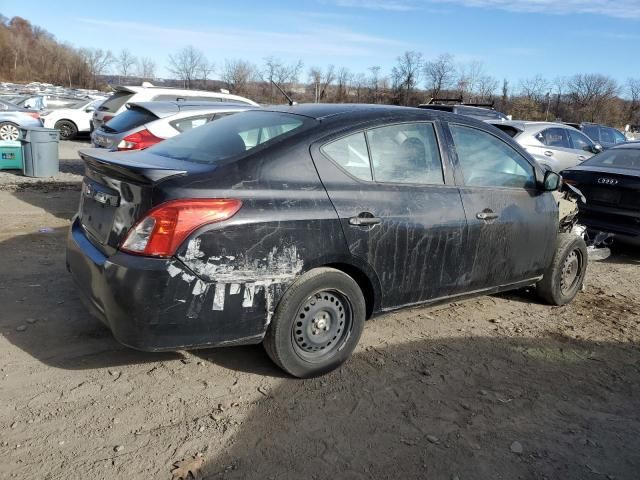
[{"left": 0, "top": 140, "right": 23, "bottom": 170}]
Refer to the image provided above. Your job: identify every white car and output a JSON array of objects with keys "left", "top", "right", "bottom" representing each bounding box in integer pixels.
[
  {"left": 93, "top": 82, "right": 259, "bottom": 131},
  {"left": 42, "top": 99, "right": 105, "bottom": 140}
]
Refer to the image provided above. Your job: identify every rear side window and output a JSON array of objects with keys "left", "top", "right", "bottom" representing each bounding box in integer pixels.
[
  {"left": 366, "top": 123, "right": 444, "bottom": 184},
  {"left": 582, "top": 125, "right": 600, "bottom": 142},
  {"left": 450, "top": 124, "right": 535, "bottom": 189},
  {"left": 322, "top": 132, "right": 372, "bottom": 181},
  {"left": 150, "top": 111, "right": 312, "bottom": 164},
  {"left": 536, "top": 128, "right": 571, "bottom": 148},
  {"left": 98, "top": 92, "right": 134, "bottom": 113},
  {"left": 170, "top": 114, "right": 211, "bottom": 133},
  {"left": 102, "top": 107, "right": 158, "bottom": 133}
]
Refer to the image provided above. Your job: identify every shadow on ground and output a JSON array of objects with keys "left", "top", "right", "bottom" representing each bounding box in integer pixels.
[{"left": 199, "top": 335, "right": 640, "bottom": 480}]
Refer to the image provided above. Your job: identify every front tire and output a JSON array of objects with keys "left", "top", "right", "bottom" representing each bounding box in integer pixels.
[
  {"left": 537, "top": 232, "right": 588, "bottom": 305},
  {"left": 54, "top": 120, "right": 78, "bottom": 140},
  {"left": 263, "top": 268, "right": 366, "bottom": 378}
]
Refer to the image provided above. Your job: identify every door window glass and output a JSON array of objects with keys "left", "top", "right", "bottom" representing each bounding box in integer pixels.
[
  {"left": 536, "top": 128, "right": 571, "bottom": 148},
  {"left": 450, "top": 125, "right": 536, "bottom": 189},
  {"left": 366, "top": 123, "right": 444, "bottom": 184},
  {"left": 170, "top": 115, "right": 211, "bottom": 133},
  {"left": 321, "top": 132, "right": 372, "bottom": 181},
  {"left": 582, "top": 125, "right": 600, "bottom": 142},
  {"left": 567, "top": 129, "right": 594, "bottom": 151},
  {"left": 612, "top": 129, "right": 627, "bottom": 144},
  {"left": 600, "top": 128, "right": 616, "bottom": 144}
]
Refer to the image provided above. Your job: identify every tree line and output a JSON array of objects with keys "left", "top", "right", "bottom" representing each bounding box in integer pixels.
[{"left": 1, "top": 16, "right": 639, "bottom": 127}]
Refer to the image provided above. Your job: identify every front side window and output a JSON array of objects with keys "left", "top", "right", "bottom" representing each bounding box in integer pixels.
[
  {"left": 536, "top": 128, "right": 571, "bottom": 148},
  {"left": 366, "top": 123, "right": 444, "bottom": 185},
  {"left": 599, "top": 128, "right": 617, "bottom": 145},
  {"left": 450, "top": 124, "right": 535, "bottom": 189},
  {"left": 567, "top": 129, "right": 594, "bottom": 151},
  {"left": 321, "top": 132, "right": 372, "bottom": 181},
  {"left": 612, "top": 129, "right": 627, "bottom": 144}
]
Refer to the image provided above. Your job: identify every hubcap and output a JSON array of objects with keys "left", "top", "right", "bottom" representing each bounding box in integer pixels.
[
  {"left": 560, "top": 249, "right": 581, "bottom": 295},
  {"left": 0, "top": 124, "right": 19, "bottom": 141},
  {"left": 292, "top": 290, "right": 352, "bottom": 360}
]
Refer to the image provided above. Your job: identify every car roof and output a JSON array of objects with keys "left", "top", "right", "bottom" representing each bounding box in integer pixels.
[
  {"left": 128, "top": 101, "right": 255, "bottom": 117},
  {"left": 491, "top": 120, "right": 577, "bottom": 131},
  {"left": 610, "top": 142, "right": 640, "bottom": 150},
  {"left": 260, "top": 103, "right": 454, "bottom": 121}
]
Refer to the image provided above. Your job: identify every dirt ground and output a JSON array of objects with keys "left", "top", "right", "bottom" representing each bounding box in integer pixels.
[{"left": 1, "top": 142, "right": 640, "bottom": 480}]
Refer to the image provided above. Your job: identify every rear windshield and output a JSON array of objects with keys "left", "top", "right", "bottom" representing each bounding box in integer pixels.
[
  {"left": 102, "top": 106, "right": 158, "bottom": 133},
  {"left": 98, "top": 91, "right": 134, "bottom": 113},
  {"left": 149, "top": 110, "right": 314, "bottom": 164},
  {"left": 582, "top": 148, "right": 640, "bottom": 170}
]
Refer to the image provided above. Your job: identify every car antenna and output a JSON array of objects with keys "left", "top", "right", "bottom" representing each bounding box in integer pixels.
[{"left": 271, "top": 80, "right": 296, "bottom": 106}]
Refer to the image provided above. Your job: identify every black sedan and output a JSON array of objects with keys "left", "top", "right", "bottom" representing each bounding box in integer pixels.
[
  {"left": 66, "top": 104, "right": 586, "bottom": 377},
  {"left": 561, "top": 143, "right": 640, "bottom": 246}
]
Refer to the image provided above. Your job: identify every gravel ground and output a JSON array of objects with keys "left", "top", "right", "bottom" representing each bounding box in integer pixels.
[
  {"left": 0, "top": 156, "right": 639, "bottom": 480},
  {"left": 0, "top": 138, "right": 87, "bottom": 190}
]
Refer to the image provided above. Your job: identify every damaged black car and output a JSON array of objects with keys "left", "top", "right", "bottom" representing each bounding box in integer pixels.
[{"left": 66, "top": 105, "right": 587, "bottom": 377}]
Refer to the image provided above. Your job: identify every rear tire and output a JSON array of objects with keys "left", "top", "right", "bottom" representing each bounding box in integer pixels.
[
  {"left": 537, "top": 233, "right": 588, "bottom": 305},
  {"left": 263, "top": 268, "right": 366, "bottom": 378},
  {"left": 55, "top": 120, "right": 78, "bottom": 140},
  {"left": 0, "top": 122, "right": 20, "bottom": 141}
]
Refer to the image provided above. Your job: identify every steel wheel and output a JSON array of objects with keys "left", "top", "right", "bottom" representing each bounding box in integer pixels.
[
  {"left": 0, "top": 123, "right": 19, "bottom": 141},
  {"left": 291, "top": 289, "right": 352, "bottom": 361},
  {"left": 560, "top": 249, "right": 582, "bottom": 296}
]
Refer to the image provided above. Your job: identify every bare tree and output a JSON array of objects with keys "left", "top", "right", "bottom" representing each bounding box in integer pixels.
[
  {"left": 391, "top": 51, "right": 423, "bottom": 105},
  {"left": 220, "top": 59, "right": 254, "bottom": 95},
  {"left": 260, "top": 57, "right": 304, "bottom": 102},
  {"left": 424, "top": 53, "right": 456, "bottom": 100},
  {"left": 626, "top": 78, "right": 640, "bottom": 123},
  {"left": 335, "top": 67, "right": 352, "bottom": 102},
  {"left": 116, "top": 49, "right": 137, "bottom": 81},
  {"left": 80, "top": 48, "right": 114, "bottom": 88},
  {"left": 198, "top": 59, "right": 215, "bottom": 87},
  {"left": 137, "top": 57, "right": 156, "bottom": 80},
  {"left": 308, "top": 65, "right": 335, "bottom": 103},
  {"left": 456, "top": 61, "right": 484, "bottom": 101},
  {"left": 167, "top": 45, "right": 204, "bottom": 89},
  {"left": 368, "top": 66, "right": 381, "bottom": 103},
  {"left": 519, "top": 74, "right": 549, "bottom": 103},
  {"left": 567, "top": 73, "right": 619, "bottom": 122}
]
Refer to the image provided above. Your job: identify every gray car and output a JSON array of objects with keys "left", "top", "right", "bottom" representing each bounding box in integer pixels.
[
  {"left": 0, "top": 99, "right": 42, "bottom": 140},
  {"left": 91, "top": 101, "right": 255, "bottom": 151},
  {"left": 491, "top": 121, "right": 602, "bottom": 172}
]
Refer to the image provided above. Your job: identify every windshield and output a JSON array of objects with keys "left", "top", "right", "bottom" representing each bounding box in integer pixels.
[
  {"left": 582, "top": 148, "right": 640, "bottom": 170},
  {"left": 149, "top": 110, "right": 314, "bottom": 164}
]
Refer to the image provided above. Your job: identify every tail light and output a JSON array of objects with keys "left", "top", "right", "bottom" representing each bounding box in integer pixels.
[
  {"left": 120, "top": 199, "right": 242, "bottom": 257},
  {"left": 117, "top": 129, "right": 163, "bottom": 151},
  {"left": 27, "top": 112, "right": 40, "bottom": 120},
  {"left": 103, "top": 115, "right": 114, "bottom": 123}
]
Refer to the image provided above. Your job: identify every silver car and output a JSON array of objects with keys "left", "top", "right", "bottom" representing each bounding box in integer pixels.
[
  {"left": 491, "top": 121, "right": 602, "bottom": 172},
  {"left": 0, "top": 99, "right": 42, "bottom": 140},
  {"left": 91, "top": 101, "right": 255, "bottom": 151}
]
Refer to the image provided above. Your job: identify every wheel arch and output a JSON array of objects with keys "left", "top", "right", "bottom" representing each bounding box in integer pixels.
[{"left": 54, "top": 118, "right": 78, "bottom": 129}]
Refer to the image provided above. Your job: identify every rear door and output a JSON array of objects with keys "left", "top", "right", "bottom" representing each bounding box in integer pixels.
[
  {"left": 447, "top": 123, "right": 557, "bottom": 290},
  {"left": 311, "top": 121, "right": 468, "bottom": 309}
]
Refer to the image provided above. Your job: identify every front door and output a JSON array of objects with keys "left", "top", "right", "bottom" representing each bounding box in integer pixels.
[
  {"left": 312, "top": 121, "right": 468, "bottom": 309},
  {"left": 447, "top": 123, "right": 557, "bottom": 291}
]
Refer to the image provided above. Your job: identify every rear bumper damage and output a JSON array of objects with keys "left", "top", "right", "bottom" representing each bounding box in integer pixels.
[{"left": 65, "top": 218, "right": 269, "bottom": 351}]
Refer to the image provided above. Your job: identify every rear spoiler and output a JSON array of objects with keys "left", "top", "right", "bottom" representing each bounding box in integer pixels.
[{"left": 79, "top": 148, "right": 188, "bottom": 184}]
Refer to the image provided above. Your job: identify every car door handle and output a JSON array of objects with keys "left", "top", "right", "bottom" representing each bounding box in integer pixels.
[
  {"left": 544, "top": 150, "right": 554, "bottom": 157},
  {"left": 349, "top": 214, "right": 381, "bottom": 226},
  {"left": 476, "top": 211, "right": 499, "bottom": 221}
]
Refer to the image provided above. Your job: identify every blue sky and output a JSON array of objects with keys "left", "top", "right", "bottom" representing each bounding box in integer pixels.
[{"left": 3, "top": 0, "right": 640, "bottom": 87}]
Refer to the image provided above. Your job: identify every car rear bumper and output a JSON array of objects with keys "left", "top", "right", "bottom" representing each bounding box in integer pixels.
[
  {"left": 579, "top": 207, "right": 640, "bottom": 246},
  {"left": 65, "top": 218, "right": 267, "bottom": 351}
]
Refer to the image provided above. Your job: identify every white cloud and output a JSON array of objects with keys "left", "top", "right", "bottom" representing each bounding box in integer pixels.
[
  {"left": 75, "top": 18, "right": 407, "bottom": 59},
  {"left": 429, "top": 0, "right": 640, "bottom": 20}
]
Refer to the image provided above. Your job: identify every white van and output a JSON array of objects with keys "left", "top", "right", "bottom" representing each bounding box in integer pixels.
[{"left": 93, "top": 83, "right": 259, "bottom": 130}]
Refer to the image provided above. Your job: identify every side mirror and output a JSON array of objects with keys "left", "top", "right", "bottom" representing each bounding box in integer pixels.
[
  {"left": 85, "top": 106, "right": 95, "bottom": 113},
  {"left": 593, "top": 143, "right": 603, "bottom": 154},
  {"left": 542, "top": 170, "right": 561, "bottom": 191}
]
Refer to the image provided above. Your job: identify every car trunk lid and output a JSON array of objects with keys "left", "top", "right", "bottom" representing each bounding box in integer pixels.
[
  {"left": 77, "top": 148, "right": 211, "bottom": 252},
  {"left": 565, "top": 166, "right": 640, "bottom": 211}
]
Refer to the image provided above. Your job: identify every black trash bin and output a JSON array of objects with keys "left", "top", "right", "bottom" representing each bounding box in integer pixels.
[{"left": 20, "top": 127, "right": 60, "bottom": 178}]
